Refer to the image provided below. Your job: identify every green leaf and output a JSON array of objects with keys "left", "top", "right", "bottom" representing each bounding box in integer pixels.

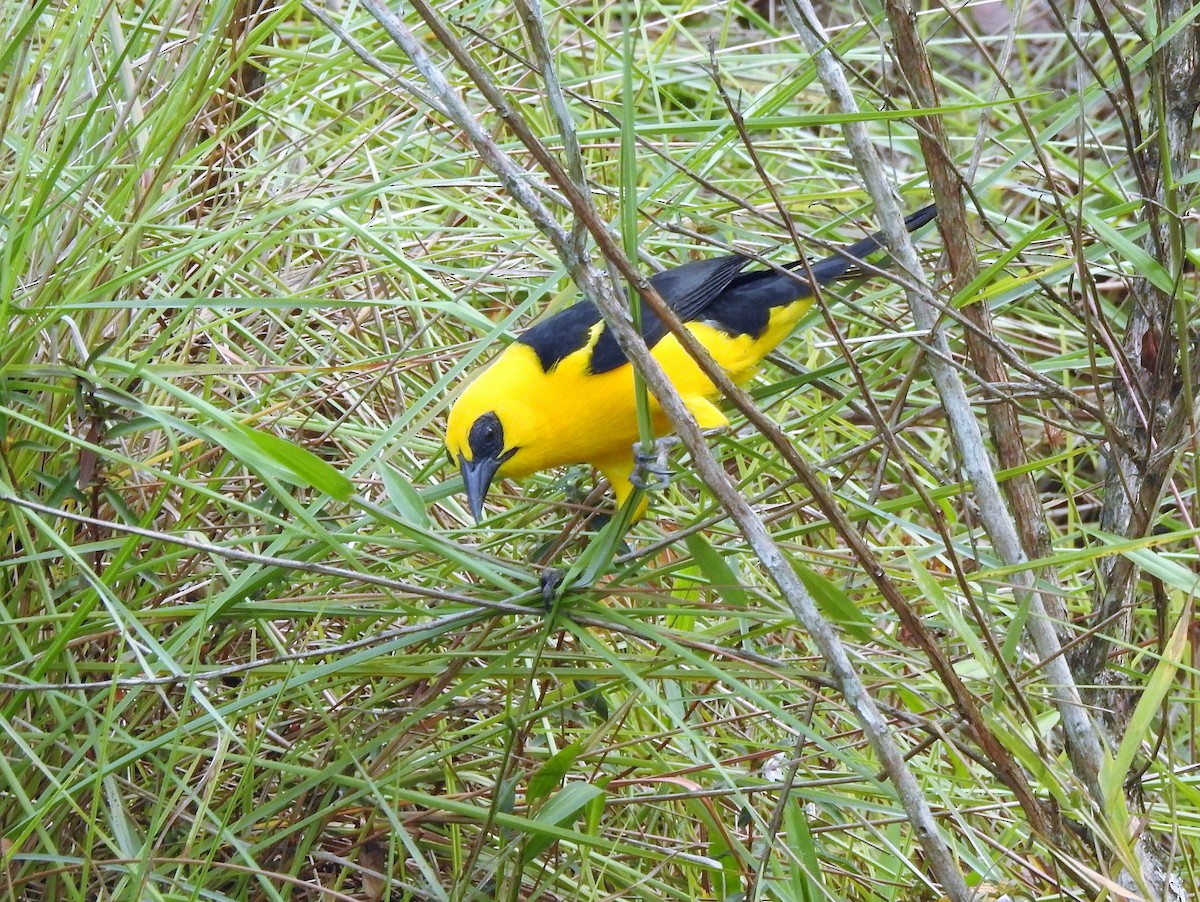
[
  {"left": 566, "top": 498, "right": 640, "bottom": 589},
  {"left": 684, "top": 533, "right": 750, "bottom": 608},
  {"left": 573, "top": 679, "right": 610, "bottom": 720},
  {"left": 784, "top": 799, "right": 824, "bottom": 902},
  {"left": 706, "top": 834, "right": 742, "bottom": 901},
  {"left": 527, "top": 743, "right": 582, "bottom": 804},
  {"left": 523, "top": 782, "right": 605, "bottom": 858},
  {"left": 1120, "top": 541, "right": 1200, "bottom": 593},
  {"left": 1085, "top": 211, "right": 1178, "bottom": 296},
  {"left": 217, "top": 423, "right": 353, "bottom": 500},
  {"left": 378, "top": 463, "right": 431, "bottom": 528},
  {"left": 1103, "top": 598, "right": 1193, "bottom": 827},
  {"left": 794, "top": 564, "right": 873, "bottom": 641}
]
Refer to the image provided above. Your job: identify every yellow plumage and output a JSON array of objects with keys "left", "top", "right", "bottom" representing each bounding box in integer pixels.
[
  {"left": 445, "top": 206, "right": 936, "bottom": 522},
  {"left": 447, "top": 305, "right": 810, "bottom": 515}
]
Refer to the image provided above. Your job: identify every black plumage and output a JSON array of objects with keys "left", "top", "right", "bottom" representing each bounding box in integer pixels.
[{"left": 517, "top": 204, "right": 936, "bottom": 376}]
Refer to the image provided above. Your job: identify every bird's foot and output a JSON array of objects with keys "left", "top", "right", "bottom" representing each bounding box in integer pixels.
[
  {"left": 629, "top": 438, "right": 676, "bottom": 491},
  {"left": 539, "top": 567, "right": 566, "bottom": 611}
]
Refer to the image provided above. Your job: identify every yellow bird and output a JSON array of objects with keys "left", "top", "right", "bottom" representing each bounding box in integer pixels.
[{"left": 446, "top": 205, "right": 936, "bottom": 521}]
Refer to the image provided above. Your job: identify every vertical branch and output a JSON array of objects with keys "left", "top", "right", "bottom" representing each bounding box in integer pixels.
[
  {"left": 513, "top": 0, "right": 589, "bottom": 261},
  {"left": 883, "top": 0, "right": 1057, "bottom": 577},
  {"left": 781, "top": 0, "right": 1108, "bottom": 805},
  {"left": 708, "top": 49, "right": 1055, "bottom": 840},
  {"left": 1080, "top": 0, "right": 1200, "bottom": 696}
]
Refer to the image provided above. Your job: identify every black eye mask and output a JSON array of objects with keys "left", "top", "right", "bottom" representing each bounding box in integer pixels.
[
  {"left": 468, "top": 412, "right": 512, "bottom": 461},
  {"left": 460, "top": 412, "right": 516, "bottom": 522},
  {"left": 465, "top": 412, "right": 504, "bottom": 460}
]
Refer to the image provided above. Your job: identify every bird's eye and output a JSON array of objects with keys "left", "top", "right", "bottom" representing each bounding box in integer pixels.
[{"left": 468, "top": 412, "right": 505, "bottom": 458}]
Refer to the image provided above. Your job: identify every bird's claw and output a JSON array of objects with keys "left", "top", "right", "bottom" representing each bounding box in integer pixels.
[
  {"left": 540, "top": 568, "right": 566, "bottom": 611},
  {"left": 629, "top": 438, "right": 675, "bottom": 491}
]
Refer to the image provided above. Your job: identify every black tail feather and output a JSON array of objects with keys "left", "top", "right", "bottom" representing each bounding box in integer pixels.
[{"left": 805, "top": 203, "right": 937, "bottom": 285}]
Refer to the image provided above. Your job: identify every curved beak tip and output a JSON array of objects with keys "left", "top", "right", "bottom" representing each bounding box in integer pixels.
[
  {"left": 468, "top": 492, "right": 486, "bottom": 524},
  {"left": 460, "top": 454, "right": 499, "bottom": 524}
]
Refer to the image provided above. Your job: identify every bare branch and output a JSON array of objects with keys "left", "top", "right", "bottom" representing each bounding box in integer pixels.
[{"left": 783, "top": 0, "right": 1109, "bottom": 814}]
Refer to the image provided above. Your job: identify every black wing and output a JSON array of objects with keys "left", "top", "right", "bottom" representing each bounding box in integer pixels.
[
  {"left": 698, "top": 203, "right": 938, "bottom": 336},
  {"left": 517, "top": 204, "right": 937, "bottom": 375},
  {"left": 518, "top": 253, "right": 754, "bottom": 374},
  {"left": 588, "top": 254, "right": 756, "bottom": 373}
]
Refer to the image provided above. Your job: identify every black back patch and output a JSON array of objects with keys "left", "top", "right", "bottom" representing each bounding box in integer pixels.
[
  {"left": 517, "top": 301, "right": 603, "bottom": 373},
  {"left": 513, "top": 205, "right": 937, "bottom": 377},
  {"left": 516, "top": 254, "right": 757, "bottom": 376}
]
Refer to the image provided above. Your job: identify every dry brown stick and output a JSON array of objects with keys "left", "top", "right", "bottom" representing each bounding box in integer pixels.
[
  {"left": 706, "top": 46, "right": 1055, "bottom": 840},
  {"left": 781, "top": 0, "right": 1107, "bottom": 813}
]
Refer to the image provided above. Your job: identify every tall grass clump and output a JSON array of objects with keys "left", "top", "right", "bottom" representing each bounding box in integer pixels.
[{"left": 1, "top": 0, "right": 1197, "bottom": 899}]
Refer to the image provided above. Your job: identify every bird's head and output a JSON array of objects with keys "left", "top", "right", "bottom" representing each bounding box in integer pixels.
[{"left": 445, "top": 352, "right": 540, "bottom": 522}]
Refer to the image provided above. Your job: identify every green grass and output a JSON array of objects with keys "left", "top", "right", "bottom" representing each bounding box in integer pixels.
[{"left": 1, "top": 0, "right": 1197, "bottom": 899}]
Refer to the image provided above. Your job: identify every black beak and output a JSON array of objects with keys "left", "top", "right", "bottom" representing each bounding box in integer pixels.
[{"left": 460, "top": 453, "right": 501, "bottom": 523}]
